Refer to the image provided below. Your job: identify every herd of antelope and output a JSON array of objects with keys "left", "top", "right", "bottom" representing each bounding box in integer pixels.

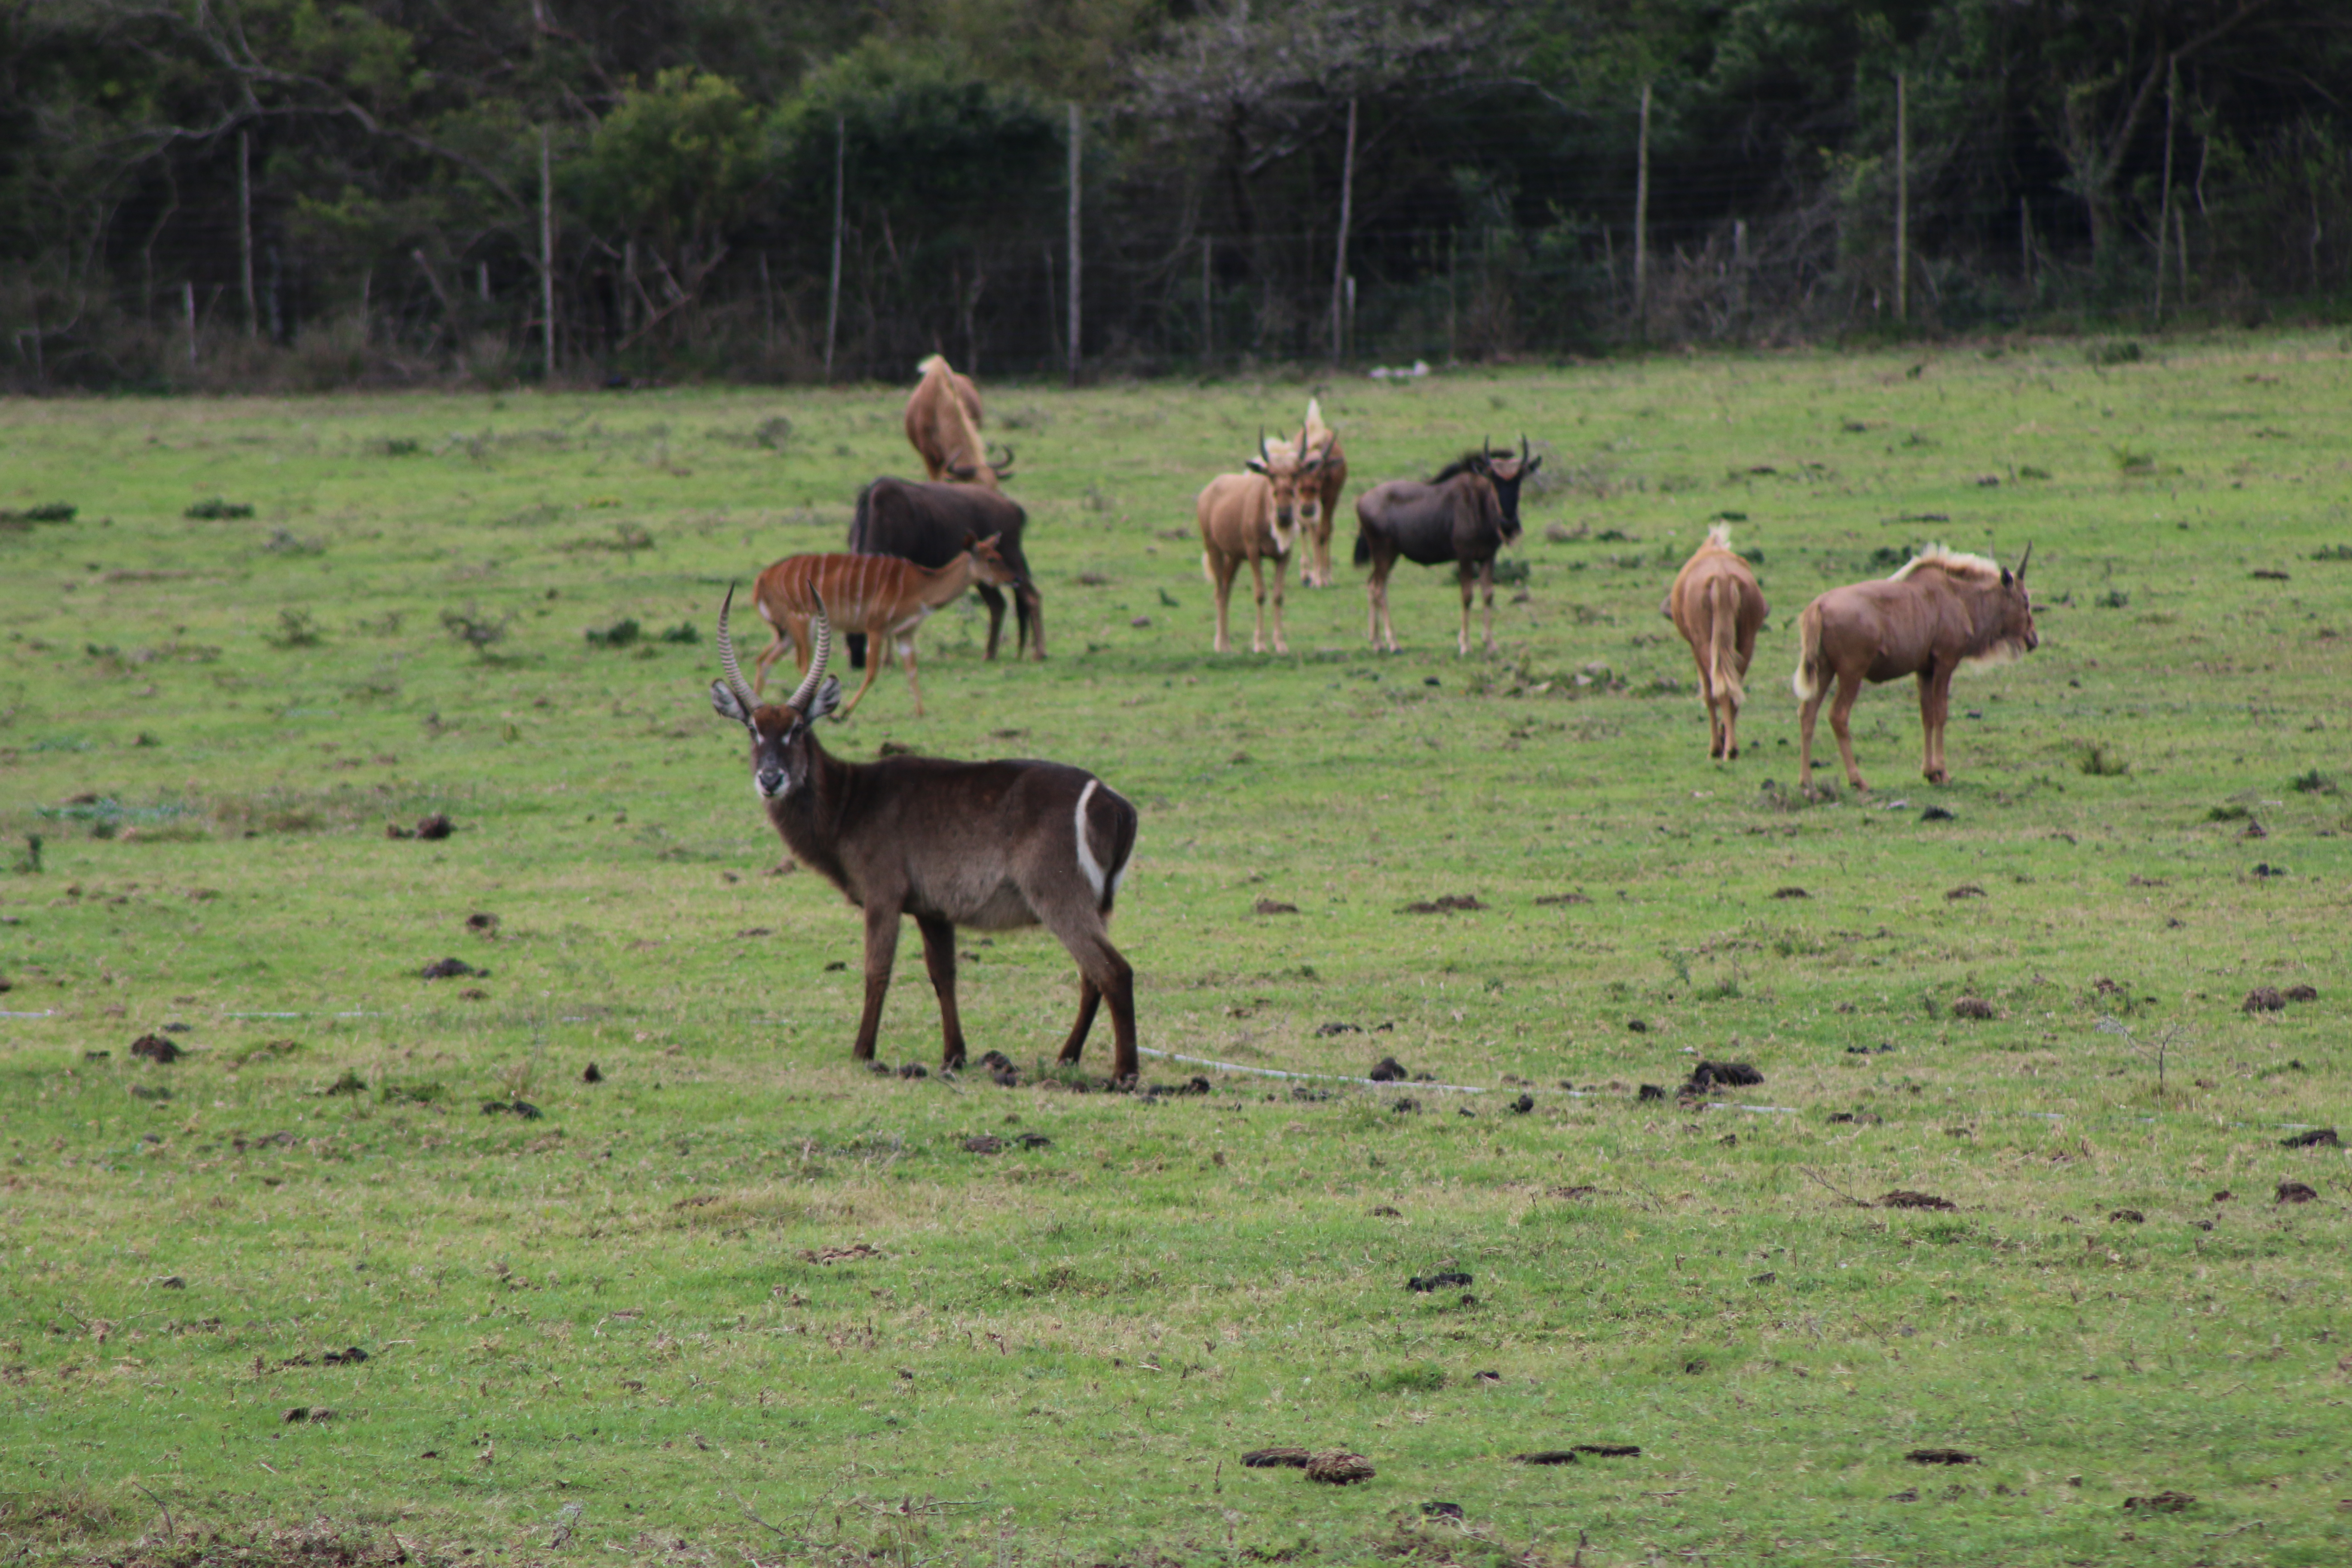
[{"left": 715, "top": 354, "right": 2040, "bottom": 1081}]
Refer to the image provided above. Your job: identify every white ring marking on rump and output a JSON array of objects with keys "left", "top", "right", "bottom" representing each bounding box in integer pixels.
[{"left": 1073, "top": 778, "right": 1106, "bottom": 900}]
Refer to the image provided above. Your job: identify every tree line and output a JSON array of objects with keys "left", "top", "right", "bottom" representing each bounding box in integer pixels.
[{"left": 4, "top": 0, "right": 2349, "bottom": 390}]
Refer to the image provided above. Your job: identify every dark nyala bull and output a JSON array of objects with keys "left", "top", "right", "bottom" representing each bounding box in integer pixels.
[{"left": 710, "top": 589, "right": 1141, "bottom": 1079}]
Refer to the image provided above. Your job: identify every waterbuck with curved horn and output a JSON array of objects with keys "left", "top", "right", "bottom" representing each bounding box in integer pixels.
[
  {"left": 710, "top": 589, "right": 1142, "bottom": 1080},
  {"left": 1792, "top": 544, "right": 2038, "bottom": 793}
]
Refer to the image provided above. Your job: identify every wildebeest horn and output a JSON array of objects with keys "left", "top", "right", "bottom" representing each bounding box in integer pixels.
[
  {"left": 1519, "top": 434, "right": 1530, "bottom": 463},
  {"left": 988, "top": 442, "right": 1016, "bottom": 474},
  {"left": 715, "top": 585, "right": 757, "bottom": 713},
  {"left": 789, "top": 588, "right": 832, "bottom": 714},
  {"left": 2015, "top": 542, "right": 2032, "bottom": 580}
]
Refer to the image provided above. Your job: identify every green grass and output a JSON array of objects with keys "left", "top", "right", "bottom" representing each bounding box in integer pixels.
[{"left": 1, "top": 332, "right": 2348, "bottom": 1567}]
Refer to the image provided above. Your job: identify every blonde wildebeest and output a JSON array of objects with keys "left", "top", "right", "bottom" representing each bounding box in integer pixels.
[
  {"left": 1793, "top": 545, "right": 2038, "bottom": 792},
  {"left": 1196, "top": 431, "right": 1325, "bottom": 653},
  {"left": 903, "top": 353, "right": 1013, "bottom": 487},
  {"left": 1266, "top": 398, "right": 1348, "bottom": 587},
  {"left": 1662, "top": 524, "right": 1769, "bottom": 759}
]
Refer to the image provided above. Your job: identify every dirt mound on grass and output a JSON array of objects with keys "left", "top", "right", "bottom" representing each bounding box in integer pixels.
[
  {"left": 1905, "top": 1448, "right": 1976, "bottom": 1465},
  {"left": 1880, "top": 1191, "right": 1957, "bottom": 1211}
]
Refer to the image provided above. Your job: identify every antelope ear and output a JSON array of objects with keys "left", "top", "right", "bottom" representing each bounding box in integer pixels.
[
  {"left": 1244, "top": 457, "right": 1269, "bottom": 475},
  {"left": 2000, "top": 567, "right": 2014, "bottom": 586},
  {"left": 803, "top": 675, "right": 843, "bottom": 723},
  {"left": 711, "top": 680, "right": 753, "bottom": 728},
  {"left": 1524, "top": 454, "right": 1543, "bottom": 473}
]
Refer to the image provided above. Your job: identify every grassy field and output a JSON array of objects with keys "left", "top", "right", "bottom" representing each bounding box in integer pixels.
[{"left": 1, "top": 332, "right": 2347, "bottom": 1568}]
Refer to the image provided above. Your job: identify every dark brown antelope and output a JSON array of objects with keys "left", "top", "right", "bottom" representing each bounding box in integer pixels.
[
  {"left": 1793, "top": 544, "right": 2038, "bottom": 792},
  {"left": 1663, "top": 524, "right": 1769, "bottom": 759},
  {"left": 711, "top": 590, "right": 1142, "bottom": 1079}
]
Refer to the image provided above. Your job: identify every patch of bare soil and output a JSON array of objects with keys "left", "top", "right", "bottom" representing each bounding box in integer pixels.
[
  {"left": 1945, "top": 884, "right": 1986, "bottom": 900},
  {"left": 129, "top": 1034, "right": 181, "bottom": 1063},
  {"left": 1510, "top": 1450, "right": 1579, "bottom": 1465},
  {"left": 1535, "top": 892, "right": 1591, "bottom": 906},
  {"left": 1400, "top": 894, "right": 1485, "bottom": 913},
  {"left": 1407, "top": 1271, "right": 1473, "bottom": 1293},
  {"left": 2276, "top": 1181, "right": 2319, "bottom": 1204},
  {"left": 419, "top": 957, "right": 484, "bottom": 980},
  {"left": 2244, "top": 986, "right": 2286, "bottom": 1012},
  {"left": 465, "top": 911, "right": 498, "bottom": 933},
  {"left": 1951, "top": 996, "right": 1996, "bottom": 1019},
  {"left": 2285, "top": 983, "right": 2319, "bottom": 1002},
  {"left": 2108, "top": 1208, "right": 2144, "bottom": 1224},
  {"left": 1880, "top": 1191, "right": 1957, "bottom": 1211},
  {"left": 800, "top": 1244, "right": 882, "bottom": 1264},
  {"left": 1573, "top": 1443, "right": 1641, "bottom": 1457},
  {"left": 1254, "top": 898, "right": 1299, "bottom": 916},
  {"left": 2123, "top": 1491, "right": 2194, "bottom": 1512}
]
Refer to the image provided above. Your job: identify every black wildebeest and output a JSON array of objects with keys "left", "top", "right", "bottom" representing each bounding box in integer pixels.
[
  {"left": 1792, "top": 545, "right": 2038, "bottom": 792},
  {"left": 710, "top": 590, "right": 1141, "bottom": 1079},
  {"left": 845, "top": 476, "right": 1043, "bottom": 668},
  {"left": 1351, "top": 439, "right": 1538, "bottom": 655}
]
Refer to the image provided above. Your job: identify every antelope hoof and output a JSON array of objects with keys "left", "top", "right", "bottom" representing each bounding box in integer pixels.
[
  {"left": 1725, "top": 745, "right": 1740, "bottom": 760},
  {"left": 1923, "top": 767, "right": 1948, "bottom": 784}
]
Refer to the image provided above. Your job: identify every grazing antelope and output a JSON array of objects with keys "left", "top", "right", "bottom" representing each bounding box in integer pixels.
[
  {"left": 904, "top": 353, "right": 1014, "bottom": 488},
  {"left": 1351, "top": 440, "right": 1529, "bottom": 655},
  {"left": 1663, "top": 524, "right": 1769, "bottom": 759},
  {"left": 710, "top": 591, "right": 1142, "bottom": 1079},
  {"left": 1197, "top": 431, "right": 1322, "bottom": 654},
  {"left": 1793, "top": 544, "right": 2038, "bottom": 792},
  {"left": 846, "top": 477, "right": 1043, "bottom": 666},
  {"left": 1266, "top": 398, "right": 1348, "bottom": 587},
  {"left": 751, "top": 538, "right": 1019, "bottom": 719}
]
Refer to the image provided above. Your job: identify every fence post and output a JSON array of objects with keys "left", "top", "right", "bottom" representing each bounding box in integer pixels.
[
  {"left": 825, "top": 115, "right": 844, "bottom": 383},
  {"left": 539, "top": 127, "right": 556, "bottom": 380},
  {"left": 1330, "top": 95, "right": 1357, "bottom": 363},
  {"left": 2155, "top": 60, "right": 2177, "bottom": 319},
  {"left": 1894, "top": 73, "right": 1908, "bottom": 325},
  {"left": 184, "top": 281, "right": 197, "bottom": 371},
  {"left": 1066, "top": 101, "right": 1081, "bottom": 386},
  {"left": 239, "top": 130, "right": 257, "bottom": 340},
  {"left": 1633, "top": 83, "right": 1651, "bottom": 341},
  {"left": 1200, "top": 236, "right": 1212, "bottom": 363}
]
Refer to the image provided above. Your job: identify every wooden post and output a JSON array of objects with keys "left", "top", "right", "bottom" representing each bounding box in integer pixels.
[
  {"left": 2020, "top": 196, "right": 2033, "bottom": 286},
  {"left": 1066, "top": 101, "right": 1081, "bottom": 386},
  {"left": 824, "top": 115, "right": 844, "bottom": 382},
  {"left": 2176, "top": 204, "right": 2190, "bottom": 305},
  {"left": 1894, "top": 73, "right": 1908, "bottom": 325},
  {"left": 1633, "top": 84, "right": 1651, "bottom": 340},
  {"left": 1200, "top": 235, "right": 1212, "bottom": 362},
  {"left": 184, "top": 281, "right": 197, "bottom": 370},
  {"left": 539, "top": 127, "right": 556, "bottom": 380},
  {"left": 2155, "top": 60, "right": 2177, "bottom": 319},
  {"left": 1733, "top": 218, "right": 1749, "bottom": 325},
  {"left": 1447, "top": 227, "right": 1458, "bottom": 362},
  {"left": 238, "top": 130, "right": 257, "bottom": 339},
  {"left": 1345, "top": 274, "right": 1356, "bottom": 361},
  {"left": 1329, "top": 95, "right": 1357, "bottom": 363},
  {"left": 759, "top": 252, "right": 775, "bottom": 351},
  {"left": 358, "top": 267, "right": 370, "bottom": 345}
]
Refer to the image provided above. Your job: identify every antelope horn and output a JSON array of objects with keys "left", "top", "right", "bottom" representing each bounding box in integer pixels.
[
  {"left": 1519, "top": 433, "right": 1530, "bottom": 463},
  {"left": 2015, "top": 542, "right": 2032, "bottom": 579},
  {"left": 788, "top": 587, "right": 832, "bottom": 714},
  {"left": 988, "top": 441, "right": 1016, "bottom": 472},
  {"left": 716, "top": 585, "right": 757, "bottom": 713},
  {"left": 1258, "top": 427, "right": 1270, "bottom": 465}
]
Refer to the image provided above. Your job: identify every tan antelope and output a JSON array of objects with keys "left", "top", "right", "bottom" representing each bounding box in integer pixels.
[
  {"left": 750, "top": 538, "right": 1018, "bottom": 719},
  {"left": 710, "top": 591, "right": 1142, "bottom": 1079},
  {"left": 1663, "top": 524, "right": 1769, "bottom": 759},
  {"left": 1197, "top": 431, "right": 1323, "bottom": 654},
  {"left": 1793, "top": 545, "right": 2038, "bottom": 792},
  {"left": 1266, "top": 398, "right": 1347, "bottom": 587},
  {"left": 903, "top": 353, "right": 1013, "bottom": 487}
]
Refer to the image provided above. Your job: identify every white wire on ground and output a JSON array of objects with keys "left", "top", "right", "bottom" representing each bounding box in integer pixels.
[{"left": 1136, "top": 1044, "right": 1485, "bottom": 1093}]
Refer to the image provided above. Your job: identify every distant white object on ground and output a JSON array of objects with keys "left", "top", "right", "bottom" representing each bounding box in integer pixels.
[{"left": 1368, "top": 360, "right": 1430, "bottom": 380}]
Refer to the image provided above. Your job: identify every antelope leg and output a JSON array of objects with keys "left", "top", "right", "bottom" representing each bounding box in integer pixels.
[
  {"left": 851, "top": 905, "right": 901, "bottom": 1062},
  {"left": 1057, "top": 977, "right": 1102, "bottom": 1066},
  {"left": 1830, "top": 672, "right": 1868, "bottom": 789},
  {"left": 914, "top": 913, "right": 966, "bottom": 1069}
]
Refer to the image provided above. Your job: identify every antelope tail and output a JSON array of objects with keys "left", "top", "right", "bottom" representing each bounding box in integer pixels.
[
  {"left": 1352, "top": 530, "right": 1371, "bottom": 567},
  {"left": 1201, "top": 550, "right": 1216, "bottom": 588},
  {"left": 1708, "top": 576, "right": 1744, "bottom": 708},
  {"left": 1791, "top": 602, "right": 1825, "bottom": 702}
]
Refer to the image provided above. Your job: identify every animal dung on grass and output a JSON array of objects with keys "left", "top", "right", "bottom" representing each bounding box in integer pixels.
[
  {"left": 282, "top": 1406, "right": 334, "bottom": 1424},
  {"left": 1407, "top": 1271, "right": 1473, "bottom": 1293},
  {"left": 1637, "top": 1084, "right": 1667, "bottom": 1101},
  {"left": 1920, "top": 805, "right": 1954, "bottom": 821},
  {"left": 1535, "top": 891, "right": 1591, "bottom": 906},
  {"left": 1574, "top": 1443, "right": 1642, "bottom": 1457},
  {"left": 1242, "top": 1447, "right": 1312, "bottom": 1469},
  {"left": 961, "top": 1133, "right": 1004, "bottom": 1154},
  {"left": 420, "top": 957, "right": 485, "bottom": 980},
  {"left": 1420, "top": 1501, "right": 1464, "bottom": 1519},
  {"left": 1511, "top": 1450, "right": 1580, "bottom": 1466},
  {"left": 2108, "top": 1208, "right": 2145, "bottom": 1224},
  {"left": 1950, "top": 996, "right": 1996, "bottom": 1020},
  {"left": 1253, "top": 897, "right": 1300, "bottom": 916},
  {"left": 1401, "top": 894, "right": 1486, "bottom": 913},
  {"left": 800, "top": 1243, "right": 882, "bottom": 1264},
  {"left": 480, "top": 1099, "right": 541, "bottom": 1119},
  {"left": 2244, "top": 986, "right": 2286, "bottom": 1012},
  {"left": 1367, "top": 1056, "right": 1411, "bottom": 1081},
  {"left": 2124, "top": 1491, "right": 2195, "bottom": 1513},
  {"left": 465, "top": 912, "right": 498, "bottom": 933},
  {"left": 1904, "top": 1448, "right": 1977, "bottom": 1465},
  {"left": 130, "top": 1033, "right": 182, "bottom": 1063},
  {"left": 2285, "top": 983, "right": 2319, "bottom": 1002},
  {"left": 1880, "top": 1190, "right": 1957, "bottom": 1211},
  {"left": 1304, "top": 1451, "right": 1376, "bottom": 1485},
  {"left": 2282, "top": 1128, "right": 2340, "bottom": 1148},
  {"left": 1945, "top": 883, "right": 1986, "bottom": 900},
  {"left": 2276, "top": 1181, "right": 2319, "bottom": 1204},
  {"left": 321, "top": 1346, "right": 369, "bottom": 1365},
  {"left": 1687, "top": 1060, "right": 1763, "bottom": 1090},
  {"left": 1509, "top": 1093, "right": 1534, "bottom": 1114},
  {"left": 1391, "top": 1097, "right": 1421, "bottom": 1115},
  {"left": 582, "top": 1062, "right": 603, "bottom": 1084},
  {"left": 1773, "top": 886, "right": 1809, "bottom": 900},
  {"left": 413, "top": 812, "right": 454, "bottom": 840}
]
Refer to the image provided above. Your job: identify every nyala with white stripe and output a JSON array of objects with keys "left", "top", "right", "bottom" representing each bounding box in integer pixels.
[{"left": 710, "top": 587, "right": 1142, "bottom": 1080}]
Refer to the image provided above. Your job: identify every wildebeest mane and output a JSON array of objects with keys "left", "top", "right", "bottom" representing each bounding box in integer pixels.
[
  {"left": 1429, "top": 453, "right": 1491, "bottom": 484},
  {"left": 1890, "top": 545, "right": 2002, "bottom": 584}
]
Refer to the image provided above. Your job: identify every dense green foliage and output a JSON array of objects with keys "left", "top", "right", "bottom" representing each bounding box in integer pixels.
[
  {"left": 1, "top": 334, "right": 2349, "bottom": 1563},
  {"left": 6, "top": 0, "right": 2352, "bottom": 387}
]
